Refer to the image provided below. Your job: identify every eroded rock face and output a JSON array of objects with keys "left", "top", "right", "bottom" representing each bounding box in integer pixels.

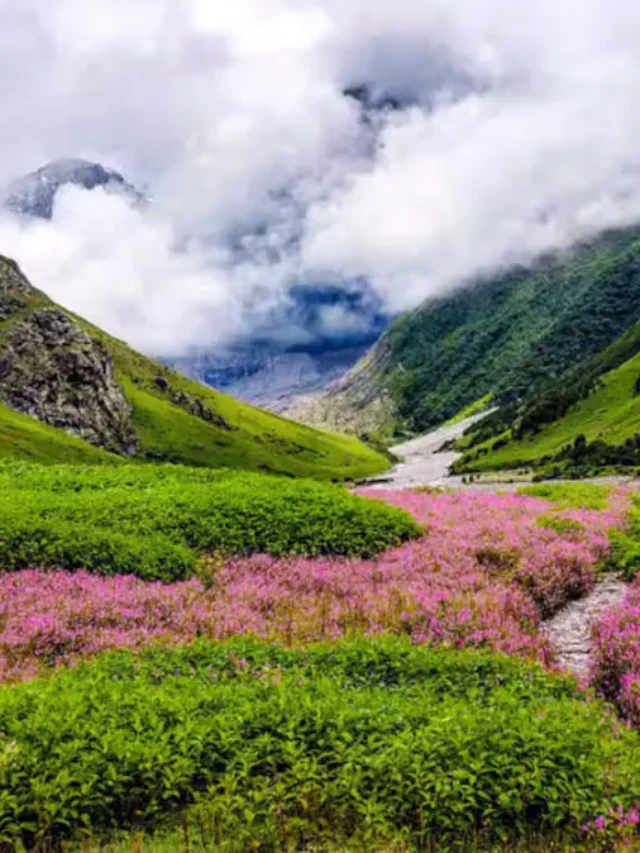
[
  {"left": 0, "top": 256, "right": 30, "bottom": 321},
  {"left": 0, "top": 308, "right": 137, "bottom": 454}
]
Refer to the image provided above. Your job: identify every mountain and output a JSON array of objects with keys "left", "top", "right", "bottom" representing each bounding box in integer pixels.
[
  {"left": 0, "top": 255, "right": 389, "bottom": 480},
  {"left": 303, "top": 227, "right": 640, "bottom": 440},
  {"left": 2, "top": 158, "right": 143, "bottom": 219},
  {"left": 3, "top": 159, "right": 388, "bottom": 408},
  {"left": 176, "top": 283, "right": 388, "bottom": 411},
  {"left": 174, "top": 345, "right": 372, "bottom": 414}
]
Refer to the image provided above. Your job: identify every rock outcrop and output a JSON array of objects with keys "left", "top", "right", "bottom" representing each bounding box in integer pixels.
[
  {"left": 280, "top": 340, "right": 396, "bottom": 436},
  {"left": 0, "top": 269, "right": 137, "bottom": 454},
  {"left": 0, "top": 256, "right": 31, "bottom": 320}
]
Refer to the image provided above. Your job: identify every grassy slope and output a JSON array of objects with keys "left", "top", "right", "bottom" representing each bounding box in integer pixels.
[
  {"left": 345, "top": 227, "right": 640, "bottom": 435},
  {"left": 444, "top": 393, "right": 494, "bottom": 427},
  {"left": 461, "top": 350, "right": 640, "bottom": 471},
  {"left": 0, "top": 401, "right": 122, "bottom": 464},
  {"left": 100, "top": 322, "right": 395, "bottom": 480},
  {"left": 0, "top": 258, "right": 389, "bottom": 480},
  {"left": 122, "top": 360, "right": 388, "bottom": 479}
]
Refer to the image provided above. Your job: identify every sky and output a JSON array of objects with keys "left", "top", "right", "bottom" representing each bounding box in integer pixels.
[{"left": 0, "top": 0, "right": 639, "bottom": 355}]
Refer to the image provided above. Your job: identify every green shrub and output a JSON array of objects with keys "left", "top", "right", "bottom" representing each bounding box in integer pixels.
[
  {"left": 518, "top": 482, "right": 612, "bottom": 510},
  {"left": 0, "top": 638, "right": 638, "bottom": 850},
  {"left": 536, "top": 515, "right": 585, "bottom": 536},
  {"left": 0, "top": 464, "right": 420, "bottom": 579},
  {"left": 605, "top": 496, "right": 640, "bottom": 580},
  {"left": 608, "top": 531, "right": 640, "bottom": 581},
  {"left": 0, "top": 519, "right": 196, "bottom": 581}
]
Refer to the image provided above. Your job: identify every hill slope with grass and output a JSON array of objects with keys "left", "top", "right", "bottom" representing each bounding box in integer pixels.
[
  {"left": 454, "top": 316, "right": 640, "bottom": 476},
  {"left": 311, "top": 227, "right": 640, "bottom": 439},
  {"left": 0, "top": 255, "right": 389, "bottom": 479}
]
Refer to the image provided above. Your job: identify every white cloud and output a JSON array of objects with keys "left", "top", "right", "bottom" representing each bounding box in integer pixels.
[{"left": 0, "top": 0, "right": 639, "bottom": 353}]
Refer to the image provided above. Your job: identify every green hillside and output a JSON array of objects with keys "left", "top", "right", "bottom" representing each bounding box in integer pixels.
[
  {"left": 318, "top": 227, "right": 640, "bottom": 438},
  {"left": 455, "top": 319, "right": 640, "bottom": 475},
  {"left": 0, "top": 401, "right": 122, "bottom": 464},
  {"left": 0, "top": 256, "right": 388, "bottom": 480}
]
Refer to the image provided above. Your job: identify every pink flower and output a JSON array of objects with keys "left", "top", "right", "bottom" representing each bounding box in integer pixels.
[{"left": 0, "top": 487, "right": 630, "bottom": 684}]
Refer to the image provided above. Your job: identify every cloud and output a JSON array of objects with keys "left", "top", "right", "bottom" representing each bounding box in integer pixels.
[{"left": 0, "top": 0, "right": 639, "bottom": 354}]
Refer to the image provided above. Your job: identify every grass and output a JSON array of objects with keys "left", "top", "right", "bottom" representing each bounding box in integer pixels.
[
  {"left": 123, "top": 378, "right": 388, "bottom": 480},
  {"left": 445, "top": 393, "right": 494, "bottom": 427},
  {"left": 0, "top": 463, "right": 420, "bottom": 579},
  {"left": 80, "top": 317, "right": 391, "bottom": 481},
  {"left": 458, "top": 349, "right": 640, "bottom": 472},
  {"left": 518, "top": 482, "right": 613, "bottom": 511},
  {"left": 0, "top": 401, "right": 122, "bottom": 464},
  {"left": 1, "top": 637, "right": 638, "bottom": 851}
]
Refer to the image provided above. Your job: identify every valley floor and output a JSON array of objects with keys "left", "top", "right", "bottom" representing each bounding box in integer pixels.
[
  {"left": 2, "top": 464, "right": 640, "bottom": 850},
  {"left": 369, "top": 414, "right": 639, "bottom": 491}
]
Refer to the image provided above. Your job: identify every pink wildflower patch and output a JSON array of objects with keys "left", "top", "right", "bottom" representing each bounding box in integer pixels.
[
  {"left": 0, "top": 489, "right": 629, "bottom": 682},
  {"left": 591, "top": 579, "right": 640, "bottom": 726}
]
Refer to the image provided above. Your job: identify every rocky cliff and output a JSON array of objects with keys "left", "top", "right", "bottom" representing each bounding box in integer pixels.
[{"left": 0, "top": 257, "right": 137, "bottom": 453}]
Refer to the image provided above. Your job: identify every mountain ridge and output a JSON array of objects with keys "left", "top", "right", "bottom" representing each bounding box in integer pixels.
[{"left": 304, "top": 227, "right": 640, "bottom": 441}]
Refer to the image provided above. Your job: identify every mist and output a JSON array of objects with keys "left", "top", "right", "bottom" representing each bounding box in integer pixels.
[{"left": 0, "top": 0, "right": 639, "bottom": 354}]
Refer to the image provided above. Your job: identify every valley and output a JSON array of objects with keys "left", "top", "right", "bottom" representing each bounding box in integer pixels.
[
  {"left": 1, "top": 238, "right": 640, "bottom": 851},
  {"left": 1, "top": 4, "right": 640, "bottom": 848},
  {"left": 0, "top": 250, "right": 640, "bottom": 850}
]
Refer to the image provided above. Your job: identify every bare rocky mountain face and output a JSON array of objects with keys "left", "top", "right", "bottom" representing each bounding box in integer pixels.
[
  {"left": 0, "top": 257, "right": 137, "bottom": 454},
  {"left": 3, "top": 158, "right": 143, "bottom": 220},
  {"left": 177, "top": 345, "right": 374, "bottom": 415}
]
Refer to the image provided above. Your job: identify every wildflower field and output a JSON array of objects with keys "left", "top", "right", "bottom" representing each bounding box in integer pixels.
[{"left": 1, "top": 467, "right": 640, "bottom": 850}]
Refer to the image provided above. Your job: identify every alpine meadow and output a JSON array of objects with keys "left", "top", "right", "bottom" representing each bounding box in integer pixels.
[{"left": 2, "top": 1, "right": 640, "bottom": 851}]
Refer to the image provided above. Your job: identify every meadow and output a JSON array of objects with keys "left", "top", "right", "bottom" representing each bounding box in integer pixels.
[{"left": 0, "top": 472, "right": 640, "bottom": 850}]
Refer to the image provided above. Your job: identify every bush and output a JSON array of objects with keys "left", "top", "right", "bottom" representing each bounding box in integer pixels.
[
  {"left": 607, "top": 496, "right": 640, "bottom": 581},
  {"left": 518, "top": 483, "right": 612, "bottom": 511},
  {"left": 0, "top": 638, "right": 639, "bottom": 850},
  {"left": 0, "top": 520, "right": 197, "bottom": 581},
  {"left": 0, "top": 464, "right": 420, "bottom": 579}
]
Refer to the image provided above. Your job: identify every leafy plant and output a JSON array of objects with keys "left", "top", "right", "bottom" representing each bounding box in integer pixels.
[
  {"left": 0, "top": 638, "right": 639, "bottom": 850},
  {"left": 0, "top": 464, "right": 420, "bottom": 579}
]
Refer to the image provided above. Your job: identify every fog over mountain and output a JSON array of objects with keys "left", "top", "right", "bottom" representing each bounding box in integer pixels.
[{"left": 0, "top": 0, "right": 639, "bottom": 360}]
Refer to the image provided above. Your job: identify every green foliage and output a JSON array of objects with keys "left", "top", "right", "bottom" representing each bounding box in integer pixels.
[
  {"left": 0, "top": 463, "right": 420, "bottom": 578},
  {"left": 79, "top": 317, "right": 390, "bottom": 480},
  {"left": 607, "top": 530, "right": 640, "bottom": 581},
  {"left": 0, "top": 638, "right": 638, "bottom": 850},
  {"left": 457, "top": 341, "right": 640, "bottom": 474},
  {"left": 536, "top": 515, "right": 585, "bottom": 536},
  {"left": 74, "top": 831, "right": 630, "bottom": 852},
  {"left": 607, "top": 496, "right": 640, "bottom": 580},
  {"left": 374, "top": 227, "right": 640, "bottom": 435},
  {"left": 444, "top": 393, "right": 494, "bottom": 427},
  {"left": 0, "top": 401, "right": 122, "bottom": 465},
  {"left": 518, "top": 483, "right": 612, "bottom": 511},
  {"left": 121, "top": 375, "right": 390, "bottom": 481}
]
